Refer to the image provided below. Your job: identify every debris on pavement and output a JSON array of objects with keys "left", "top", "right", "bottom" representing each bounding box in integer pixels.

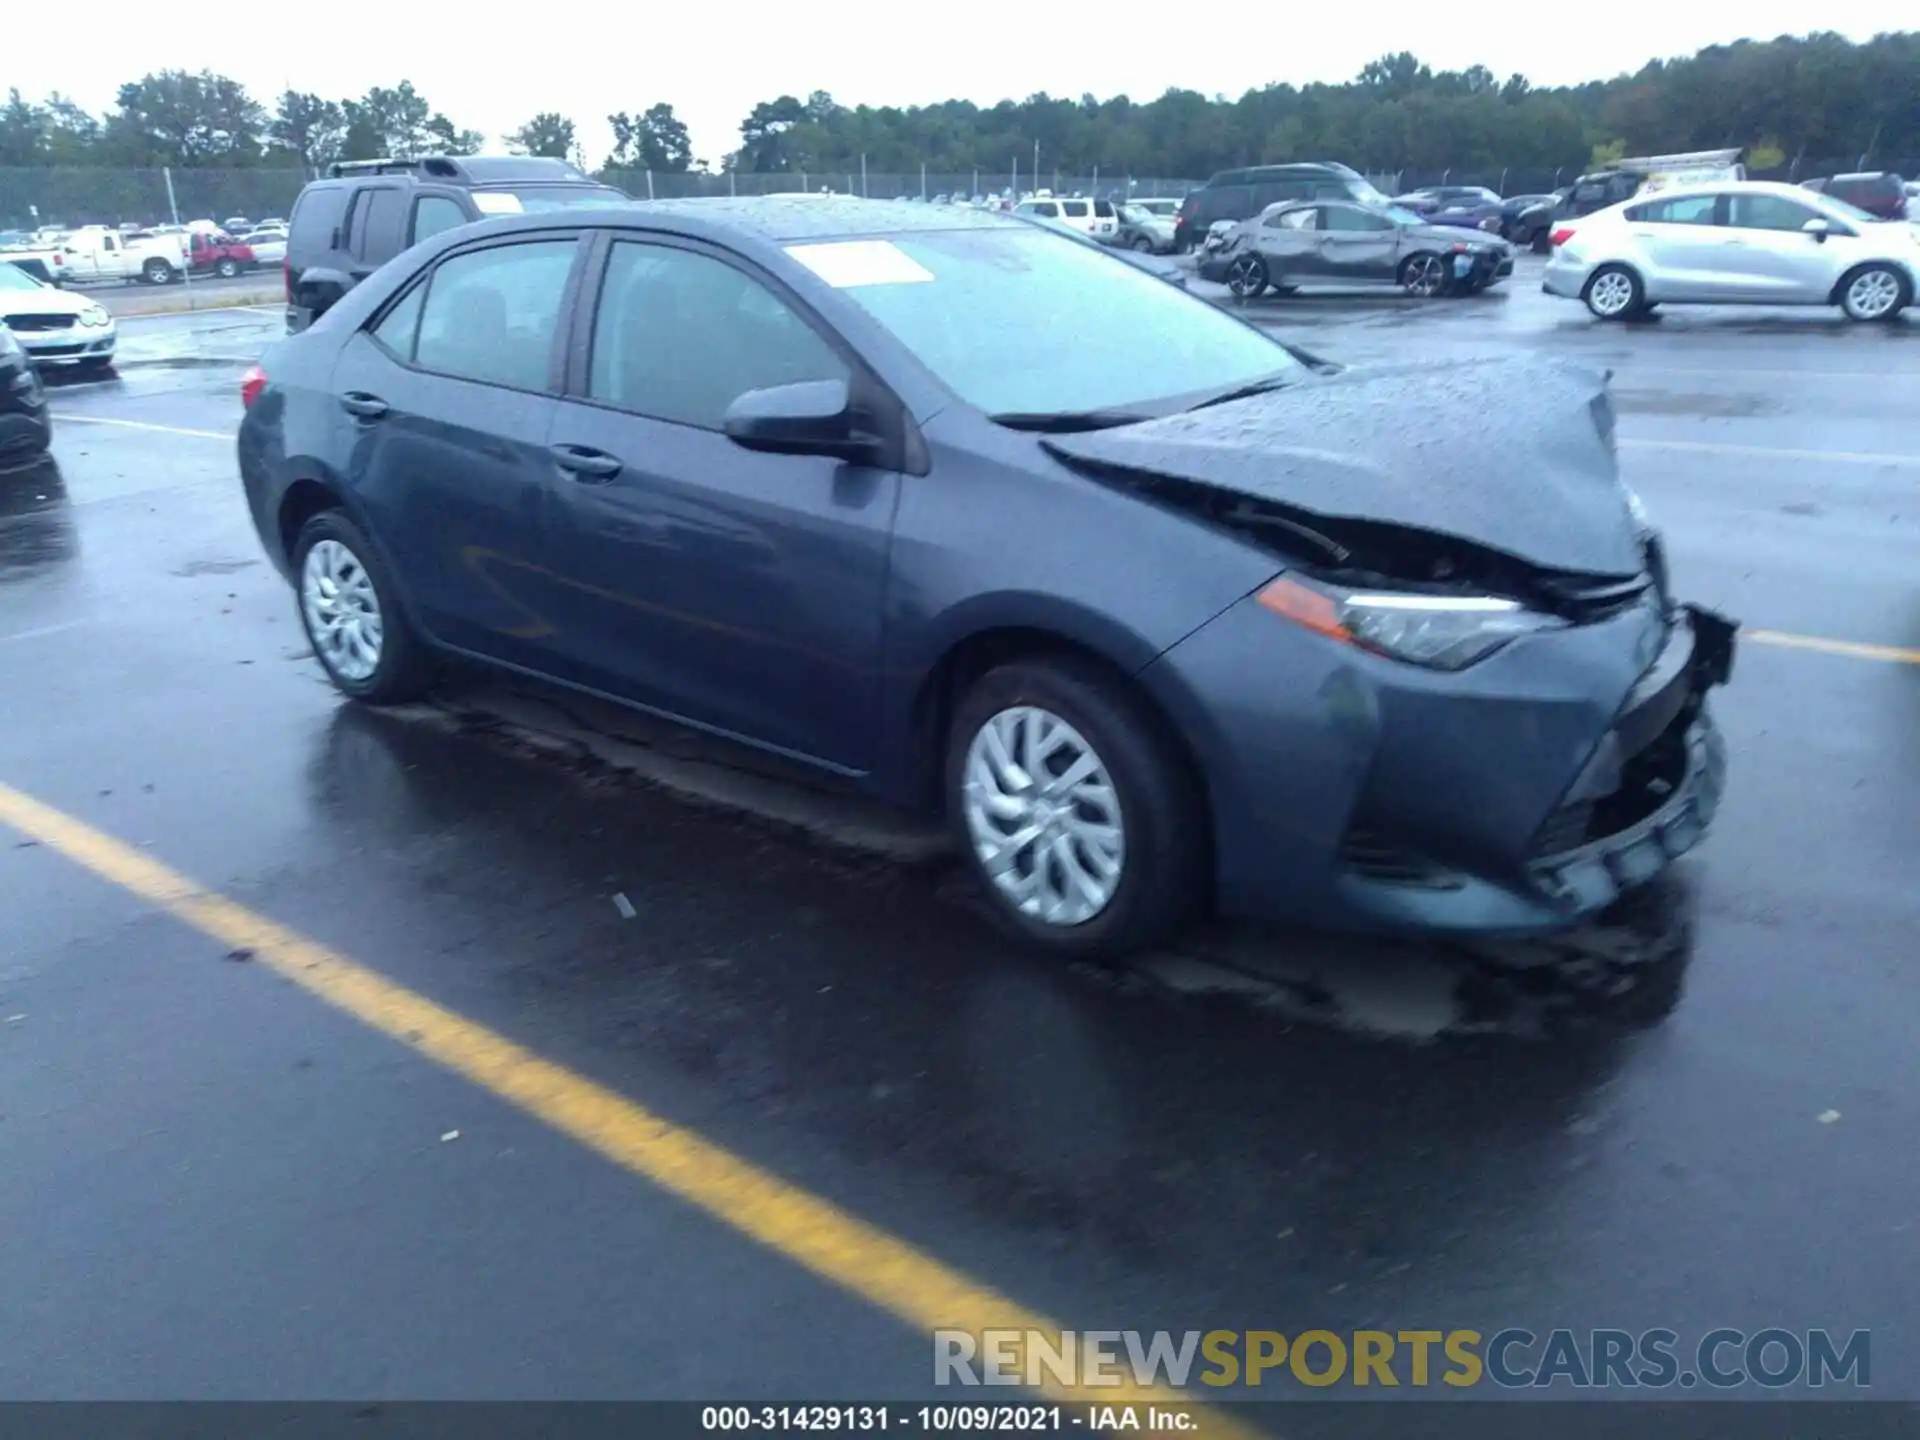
[
  {"left": 225, "top": 948, "right": 254, "bottom": 963},
  {"left": 1819, "top": 1110, "right": 1842, "bottom": 1124},
  {"left": 611, "top": 892, "right": 637, "bottom": 920},
  {"left": 440, "top": 1130, "right": 461, "bottom": 1143}
]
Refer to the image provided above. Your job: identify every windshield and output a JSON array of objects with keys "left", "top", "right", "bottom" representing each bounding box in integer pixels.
[
  {"left": 483, "top": 185, "right": 630, "bottom": 214},
  {"left": 0, "top": 262, "right": 45, "bottom": 292},
  {"left": 787, "top": 228, "right": 1298, "bottom": 418},
  {"left": 1351, "top": 180, "right": 1390, "bottom": 206}
]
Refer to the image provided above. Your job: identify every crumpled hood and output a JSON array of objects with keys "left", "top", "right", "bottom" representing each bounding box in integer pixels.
[{"left": 1042, "top": 355, "right": 1641, "bottom": 575}]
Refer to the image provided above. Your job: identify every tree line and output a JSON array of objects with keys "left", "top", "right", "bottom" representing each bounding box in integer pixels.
[
  {"left": 2, "top": 32, "right": 1917, "bottom": 184},
  {"left": 0, "top": 75, "right": 698, "bottom": 176}
]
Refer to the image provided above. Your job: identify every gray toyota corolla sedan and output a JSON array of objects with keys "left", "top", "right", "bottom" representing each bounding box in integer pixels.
[{"left": 237, "top": 197, "right": 1735, "bottom": 958}]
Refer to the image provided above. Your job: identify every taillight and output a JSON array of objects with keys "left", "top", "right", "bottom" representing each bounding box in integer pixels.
[
  {"left": 241, "top": 363, "right": 267, "bottom": 409},
  {"left": 1550, "top": 227, "right": 1576, "bottom": 247}
]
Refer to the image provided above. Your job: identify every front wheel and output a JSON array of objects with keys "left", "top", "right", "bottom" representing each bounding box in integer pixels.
[
  {"left": 1400, "top": 252, "right": 1447, "bottom": 298},
  {"left": 1839, "top": 264, "right": 1909, "bottom": 322},
  {"left": 293, "top": 511, "right": 434, "bottom": 704},
  {"left": 1225, "top": 252, "right": 1268, "bottom": 300},
  {"left": 946, "top": 659, "right": 1205, "bottom": 958},
  {"left": 1583, "top": 264, "right": 1643, "bottom": 320}
]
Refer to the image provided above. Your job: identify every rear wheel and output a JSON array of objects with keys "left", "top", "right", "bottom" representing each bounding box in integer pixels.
[
  {"left": 1225, "top": 252, "right": 1268, "bottom": 299},
  {"left": 1582, "top": 264, "right": 1643, "bottom": 320},
  {"left": 141, "top": 258, "right": 174, "bottom": 285},
  {"left": 1129, "top": 235, "right": 1155, "bottom": 252},
  {"left": 292, "top": 511, "right": 433, "bottom": 704},
  {"left": 1839, "top": 264, "right": 1908, "bottom": 322},
  {"left": 214, "top": 257, "right": 240, "bottom": 279},
  {"left": 946, "top": 658, "right": 1205, "bottom": 958},
  {"left": 1529, "top": 228, "right": 1552, "bottom": 255}
]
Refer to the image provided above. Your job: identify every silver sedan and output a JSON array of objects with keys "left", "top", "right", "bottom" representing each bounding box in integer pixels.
[{"left": 1542, "top": 180, "right": 1919, "bottom": 322}]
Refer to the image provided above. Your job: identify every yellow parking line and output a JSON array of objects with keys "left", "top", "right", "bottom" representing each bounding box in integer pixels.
[
  {"left": 0, "top": 780, "right": 1266, "bottom": 1438},
  {"left": 1745, "top": 629, "right": 1920, "bottom": 665},
  {"left": 54, "top": 414, "right": 229, "bottom": 440}
]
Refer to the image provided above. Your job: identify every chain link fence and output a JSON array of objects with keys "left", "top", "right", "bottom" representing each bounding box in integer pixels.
[{"left": 9, "top": 158, "right": 1913, "bottom": 231}]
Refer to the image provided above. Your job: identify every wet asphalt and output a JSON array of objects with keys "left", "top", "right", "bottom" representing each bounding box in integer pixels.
[{"left": 1, "top": 258, "right": 1916, "bottom": 1417}]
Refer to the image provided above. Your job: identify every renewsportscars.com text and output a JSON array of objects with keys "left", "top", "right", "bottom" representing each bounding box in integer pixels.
[{"left": 933, "top": 1328, "right": 1869, "bottom": 1390}]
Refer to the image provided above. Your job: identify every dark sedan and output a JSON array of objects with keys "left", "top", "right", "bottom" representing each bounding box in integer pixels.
[
  {"left": 0, "top": 324, "right": 51, "bottom": 464},
  {"left": 1200, "top": 199, "right": 1515, "bottom": 298},
  {"left": 238, "top": 197, "right": 1733, "bottom": 957}
]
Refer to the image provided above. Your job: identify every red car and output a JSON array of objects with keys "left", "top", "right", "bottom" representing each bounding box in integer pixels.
[
  {"left": 1801, "top": 172, "right": 1909, "bottom": 221},
  {"left": 188, "top": 230, "right": 258, "bottom": 278}
]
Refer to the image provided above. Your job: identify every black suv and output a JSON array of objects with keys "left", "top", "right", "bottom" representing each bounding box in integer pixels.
[
  {"left": 1173, "top": 163, "right": 1388, "bottom": 251},
  {"left": 284, "top": 155, "right": 628, "bottom": 331}
]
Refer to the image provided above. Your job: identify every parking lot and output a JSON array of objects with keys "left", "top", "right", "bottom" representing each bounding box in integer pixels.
[{"left": 2, "top": 253, "right": 1916, "bottom": 1419}]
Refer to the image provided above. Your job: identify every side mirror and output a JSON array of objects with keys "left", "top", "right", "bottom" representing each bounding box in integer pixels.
[
  {"left": 723, "top": 379, "right": 877, "bottom": 463},
  {"left": 1802, "top": 218, "right": 1831, "bottom": 242}
]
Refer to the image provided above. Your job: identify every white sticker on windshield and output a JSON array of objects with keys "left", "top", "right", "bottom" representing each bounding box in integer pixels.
[
  {"left": 788, "top": 240, "right": 934, "bottom": 288},
  {"left": 472, "top": 192, "right": 524, "bottom": 215}
]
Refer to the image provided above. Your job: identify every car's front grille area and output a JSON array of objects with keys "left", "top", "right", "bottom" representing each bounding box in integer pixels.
[
  {"left": 4, "top": 314, "right": 75, "bottom": 333},
  {"left": 1339, "top": 828, "right": 1465, "bottom": 889},
  {"left": 1530, "top": 704, "right": 1693, "bottom": 857}
]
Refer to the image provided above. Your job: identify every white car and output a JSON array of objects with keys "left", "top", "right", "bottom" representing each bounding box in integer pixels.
[
  {"left": 1012, "top": 194, "right": 1117, "bottom": 240},
  {"left": 245, "top": 226, "right": 288, "bottom": 265},
  {"left": 1543, "top": 180, "right": 1918, "bottom": 322},
  {"left": 0, "top": 261, "right": 117, "bottom": 370}
]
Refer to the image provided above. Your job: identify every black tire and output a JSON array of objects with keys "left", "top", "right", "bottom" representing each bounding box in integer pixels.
[
  {"left": 291, "top": 510, "right": 434, "bottom": 704},
  {"left": 1129, "top": 235, "right": 1154, "bottom": 252},
  {"left": 215, "top": 258, "right": 240, "bottom": 279},
  {"left": 1225, "top": 252, "right": 1268, "bottom": 300},
  {"left": 1837, "top": 263, "right": 1910, "bottom": 322},
  {"left": 1529, "top": 227, "right": 1551, "bottom": 255},
  {"left": 141, "top": 258, "right": 173, "bottom": 285},
  {"left": 945, "top": 657, "right": 1206, "bottom": 958},
  {"left": 1582, "top": 263, "right": 1644, "bottom": 321}
]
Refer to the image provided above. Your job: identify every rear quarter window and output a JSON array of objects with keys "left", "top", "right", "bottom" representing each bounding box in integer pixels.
[{"left": 289, "top": 186, "right": 348, "bottom": 253}]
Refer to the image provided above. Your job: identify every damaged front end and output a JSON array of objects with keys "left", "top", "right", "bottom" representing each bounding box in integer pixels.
[{"left": 1046, "top": 362, "right": 1738, "bottom": 932}]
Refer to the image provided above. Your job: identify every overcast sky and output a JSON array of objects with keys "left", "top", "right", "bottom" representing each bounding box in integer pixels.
[{"left": 11, "top": 2, "right": 1914, "bottom": 167}]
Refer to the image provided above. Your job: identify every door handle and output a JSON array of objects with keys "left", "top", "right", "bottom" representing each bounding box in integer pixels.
[
  {"left": 340, "top": 391, "right": 389, "bottom": 419},
  {"left": 549, "top": 443, "right": 623, "bottom": 481}
]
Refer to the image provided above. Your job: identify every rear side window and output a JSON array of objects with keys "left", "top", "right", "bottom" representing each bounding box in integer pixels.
[
  {"left": 1060, "top": 200, "right": 1089, "bottom": 218},
  {"left": 412, "top": 196, "right": 470, "bottom": 246},
  {"left": 1626, "top": 195, "right": 1718, "bottom": 225},
  {"left": 289, "top": 186, "right": 348, "bottom": 252},
  {"left": 413, "top": 239, "right": 578, "bottom": 391},
  {"left": 1204, "top": 184, "right": 1254, "bottom": 219},
  {"left": 1093, "top": 200, "right": 1114, "bottom": 218},
  {"left": 350, "top": 188, "right": 405, "bottom": 261}
]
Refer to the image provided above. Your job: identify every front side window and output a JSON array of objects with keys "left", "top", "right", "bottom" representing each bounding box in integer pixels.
[
  {"left": 1060, "top": 201, "right": 1089, "bottom": 218},
  {"left": 412, "top": 196, "right": 470, "bottom": 246},
  {"left": 1727, "top": 193, "right": 1819, "bottom": 232},
  {"left": 589, "top": 241, "right": 848, "bottom": 430},
  {"left": 1028, "top": 202, "right": 1059, "bottom": 218},
  {"left": 412, "top": 239, "right": 577, "bottom": 391},
  {"left": 787, "top": 228, "right": 1299, "bottom": 418},
  {"left": 371, "top": 281, "right": 427, "bottom": 360},
  {"left": 1323, "top": 206, "right": 1390, "bottom": 232}
]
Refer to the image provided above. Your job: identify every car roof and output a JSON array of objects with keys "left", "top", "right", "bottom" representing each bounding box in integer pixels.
[{"left": 613, "top": 195, "right": 1023, "bottom": 241}]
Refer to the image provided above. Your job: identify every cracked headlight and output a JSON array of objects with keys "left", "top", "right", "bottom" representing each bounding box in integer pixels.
[{"left": 1258, "top": 576, "right": 1568, "bottom": 671}]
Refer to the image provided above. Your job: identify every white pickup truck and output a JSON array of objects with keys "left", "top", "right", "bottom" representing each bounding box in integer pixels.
[{"left": 2, "top": 226, "right": 193, "bottom": 285}]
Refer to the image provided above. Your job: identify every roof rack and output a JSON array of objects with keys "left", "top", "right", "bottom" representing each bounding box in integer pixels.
[{"left": 325, "top": 156, "right": 469, "bottom": 180}]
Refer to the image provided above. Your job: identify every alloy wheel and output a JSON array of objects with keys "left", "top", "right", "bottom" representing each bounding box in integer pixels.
[
  {"left": 962, "top": 706, "right": 1125, "bottom": 927},
  {"left": 1588, "top": 270, "right": 1636, "bottom": 317},
  {"left": 1845, "top": 269, "right": 1901, "bottom": 320},
  {"left": 302, "top": 538, "right": 384, "bottom": 683},
  {"left": 1404, "top": 254, "right": 1445, "bottom": 297},
  {"left": 1226, "top": 254, "right": 1265, "bottom": 298}
]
